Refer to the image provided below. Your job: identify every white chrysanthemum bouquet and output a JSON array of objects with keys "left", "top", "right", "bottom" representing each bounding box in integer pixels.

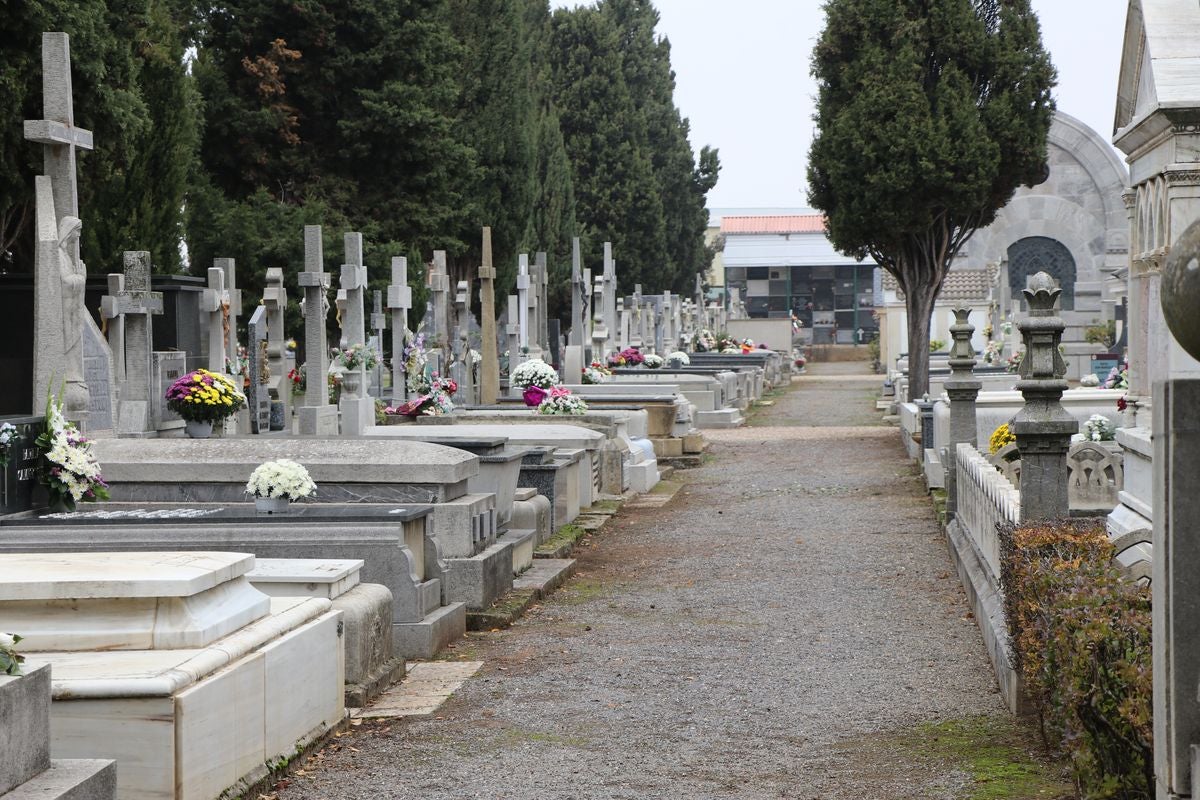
[{"left": 245, "top": 459, "right": 317, "bottom": 501}]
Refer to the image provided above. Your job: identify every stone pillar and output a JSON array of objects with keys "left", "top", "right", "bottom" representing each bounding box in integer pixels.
[
  {"left": 944, "top": 306, "right": 982, "bottom": 518},
  {"left": 535, "top": 251, "right": 549, "bottom": 353},
  {"left": 516, "top": 254, "right": 531, "bottom": 356},
  {"left": 915, "top": 396, "right": 936, "bottom": 460},
  {"left": 297, "top": 225, "right": 338, "bottom": 435},
  {"left": 478, "top": 227, "right": 500, "bottom": 404},
  {"left": 570, "top": 239, "right": 584, "bottom": 348},
  {"left": 1012, "top": 272, "right": 1078, "bottom": 523},
  {"left": 262, "top": 267, "right": 290, "bottom": 429},
  {"left": 338, "top": 232, "right": 373, "bottom": 436},
  {"left": 603, "top": 243, "right": 617, "bottom": 354},
  {"left": 216, "top": 258, "right": 241, "bottom": 368},
  {"left": 591, "top": 273, "right": 608, "bottom": 360},
  {"left": 245, "top": 306, "right": 271, "bottom": 434},
  {"left": 1153, "top": 220, "right": 1200, "bottom": 800},
  {"left": 505, "top": 295, "right": 521, "bottom": 378},
  {"left": 370, "top": 290, "right": 386, "bottom": 397},
  {"left": 387, "top": 256, "right": 412, "bottom": 403}
]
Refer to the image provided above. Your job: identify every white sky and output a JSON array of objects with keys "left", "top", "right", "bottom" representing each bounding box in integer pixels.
[{"left": 552, "top": 0, "right": 1129, "bottom": 210}]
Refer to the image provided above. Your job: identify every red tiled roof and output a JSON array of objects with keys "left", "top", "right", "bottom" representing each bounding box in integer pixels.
[{"left": 720, "top": 215, "right": 828, "bottom": 235}]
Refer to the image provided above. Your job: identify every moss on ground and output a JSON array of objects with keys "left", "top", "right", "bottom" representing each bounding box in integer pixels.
[
  {"left": 534, "top": 523, "right": 586, "bottom": 557},
  {"left": 556, "top": 577, "right": 614, "bottom": 606},
  {"left": 883, "top": 716, "right": 1071, "bottom": 799}
]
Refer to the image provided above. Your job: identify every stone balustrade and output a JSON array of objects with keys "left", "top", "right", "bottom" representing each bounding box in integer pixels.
[{"left": 955, "top": 442, "right": 1021, "bottom": 583}]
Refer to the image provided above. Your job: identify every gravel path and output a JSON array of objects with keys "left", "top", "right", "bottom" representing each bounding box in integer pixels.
[{"left": 278, "top": 362, "right": 1015, "bottom": 799}]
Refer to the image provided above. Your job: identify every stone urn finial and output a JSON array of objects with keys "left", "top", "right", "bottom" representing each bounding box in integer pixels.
[
  {"left": 1162, "top": 219, "right": 1200, "bottom": 361},
  {"left": 1023, "top": 271, "right": 1062, "bottom": 316},
  {"left": 949, "top": 306, "right": 976, "bottom": 369},
  {"left": 1017, "top": 272, "right": 1067, "bottom": 381}
]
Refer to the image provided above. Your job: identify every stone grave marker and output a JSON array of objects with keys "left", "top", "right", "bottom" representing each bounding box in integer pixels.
[
  {"left": 387, "top": 256, "right": 412, "bottom": 403},
  {"left": 216, "top": 257, "right": 242, "bottom": 367},
  {"left": 82, "top": 322, "right": 115, "bottom": 433},
  {"left": 0, "top": 416, "right": 46, "bottom": 514},
  {"left": 370, "top": 289, "right": 386, "bottom": 397},
  {"left": 149, "top": 350, "right": 186, "bottom": 435},
  {"left": 298, "top": 225, "right": 339, "bottom": 435},
  {"left": 246, "top": 305, "right": 271, "bottom": 434},
  {"left": 478, "top": 228, "right": 500, "bottom": 404},
  {"left": 263, "top": 266, "right": 290, "bottom": 428},
  {"left": 100, "top": 274, "right": 125, "bottom": 387},
  {"left": 199, "top": 265, "right": 226, "bottom": 372},
  {"left": 534, "top": 251, "right": 549, "bottom": 354},
  {"left": 115, "top": 251, "right": 163, "bottom": 438},
  {"left": 516, "top": 254, "right": 533, "bottom": 356}
]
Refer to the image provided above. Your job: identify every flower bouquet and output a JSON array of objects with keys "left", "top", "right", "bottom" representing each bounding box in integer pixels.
[
  {"left": 336, "top": 342, "right": 379, "bottom": 371},
  {"left": 287, "top": 366, "right": 305, "bottom": 396},
  {"left": 36, "top": 393, "right": 109, "bottom": 512},
  {"left": 714, "top": 332, "right": 739, "bottom": 352},
  {"left": 692, "top": 329, "right": 716, "bottom": 352},
  {"left": 0, "top": 422, "right": 19, "bottom": 469},
  {"left": 666, "top": 351, "right": 690, "bottom": 367},
  {"left": 166, "top": 369, "right": 247, "bottom": 425},
  {"left": 989, "top": 422, "right": 1016, "bottom": 454},
  {"left": 606, "top": 348, "right": 645, "bottom": 368},
  {"left": 246, "top": 459, "right": 316, "bottom": 513},
  {"left": 0, "top": 632, "right": 24, "bottom": 676},
  {"left": 1103, "top": 362, "right": 1129, "bottom": 390},
  {"left": 387, "top": 376, "right": 457, "bottom": 417},
  {"left": 643, "top": 354, "right": 664, "bottom": 369},
  {"left": 536, "top": 386, "right": 588, "bottom": 416},
  {"left": 511, "top": 358, "right": 560, "bottom": 388},
  {"left": 739, "top": 338, "right": 756, "bottom": 354},
  {"left": 1084, "top": 414, "right": 1117, "bottom": 442},
  {"left": 582, "top": 362, "right": 611, "bottom": 385}
]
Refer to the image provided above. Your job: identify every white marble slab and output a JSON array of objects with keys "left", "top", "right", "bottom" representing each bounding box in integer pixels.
[
  {"left": 0, "top": 552, "right": 256, "bottom": 600},
  {"left": 247, "top": 558, "right": 363, "bottom": 599}
]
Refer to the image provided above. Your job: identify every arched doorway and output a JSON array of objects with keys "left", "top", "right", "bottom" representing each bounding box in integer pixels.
[{"left": 1007, "top": 236, "right": 1076, "bottom": 311}]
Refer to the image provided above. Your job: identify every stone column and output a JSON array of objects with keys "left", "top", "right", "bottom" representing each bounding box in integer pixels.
[
  {"left": 338, "top": 232, "right": 372, "bottom": 436},
  {"left": 944, "top": 307, "right": 982, "bottom": 518},
  {"left": 1153, "top": 220, "right": 1200, "bottom": 800},
  {"left": 1012, "top": 272, "right": 1078, "bottom": 523},
  {"left": 387, "top": 256, "right": 412, "bottom": 403},
  {"left": 478, "top": 227, "right": 500, "bottom": 404},
  {"left": 297, "top": 225, "right": 338, "bottom": 435}
]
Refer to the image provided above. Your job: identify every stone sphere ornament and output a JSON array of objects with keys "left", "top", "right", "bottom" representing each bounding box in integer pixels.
[{"left": 1163, "top": 218, "right": 1200, "bottom": 362}]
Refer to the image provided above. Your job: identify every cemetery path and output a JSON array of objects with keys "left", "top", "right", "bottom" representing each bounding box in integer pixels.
[{"left": 278, "top": 362, "right": 1064, "bottom": 800}]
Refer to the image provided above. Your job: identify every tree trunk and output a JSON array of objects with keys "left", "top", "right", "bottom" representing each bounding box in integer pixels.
[{"left": 905, "top": 288, "right": 936, "bottom": 402}]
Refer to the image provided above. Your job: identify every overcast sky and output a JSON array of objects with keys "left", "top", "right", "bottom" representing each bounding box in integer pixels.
[{"left": 552, "top": 0, "right": 1130, "bottom": 210}]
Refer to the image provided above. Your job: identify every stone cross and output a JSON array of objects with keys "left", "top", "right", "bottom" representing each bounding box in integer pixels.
[
  {"left": 262, "top": 267, "right": 289, "bottom": 423},
  {"left": 1012, "top": 273, "right": 1077, "bottom": 523},
  {"left": 695, "top": 273, "right": 707, "bottom": 330},
  {"left": 662, "top": 291, "right": 674, "bottom": 351},
  {"left": 944, "top": 307, "right": 982, "bottom": 519},
  {"left": 100, "top": 274, "right": 126, "bottom": 387},
  {"left": 387, "top": 257, "right": 412, "bottom": 402},
  {"left": 427, "top": 251, "right": 451, "bottom": 348},
  {"left": 505, "top": 295, "right": 521, "bottom": 372},
  {"left": 630, "top": 286, "right": 644, "bottom": 348},
  {"left": 570, "top": 238, "right": 585, "bottom": 348},
  {"left": 534, "top": 251, "right": 549, "bottom": 353},
  {"left": 516, "top": 254, "right": 531, "bottom": 354},
  {"left": 451, "top": 280, "right": 474, "bottom": 404},
  {"left": 603, "top": 243, "right": 617, "bottom": 353},
  {"left": 478, "top": 227, "right": 500, "bottom": 404},
  {"left": 200, "top": 266, "right": 227, "bottom": 373},
  {"left": 370, "top": 289, "right": 386, "bottom": 396},
  {"left": 341, "top": 233, "right": 368, "bottom": 348},
  {"left": 653, "top": 297, "right": 665, "bottom": 354},
  {"left": 582, "top": 267, "right": 594, "bottom": 363},
  {"left": 215, "top": 258, "right": 242, "bottom": 369},
  {"left": 24, "top": 33, "right": 93, "bottom": 264},
  {"left": 246, "top": 305, "right": 271, "bottom": 434},
  {"left": 618, "top": 298, "right": 630, "bottom": 351},
  {"left": 591, "top": 272, "right": 608, "bottom": 359},
  {"left": 115, "top": 251, "right": 164, "bottom": 437},
  {"left": 297, "top": 225, "right": 338, "bottom": 435}
]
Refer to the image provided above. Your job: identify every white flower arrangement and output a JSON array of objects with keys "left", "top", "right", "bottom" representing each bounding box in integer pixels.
[
  {"left": 37, "top": 395, "right": 109, "bottom": 509},
  {"left": 1079, "top": 373, "right": 1101, "bottom": 387},
  {"left": 582, "top": 366, "right": 608, "bottom": 385},
  {"left": 537, "top": 387, "right": 589, "bottom": 416},
  {"left": 0, "top": 422, "right": 19, "bottom": 469},
  {"left": 643, "top": 354, "right": 664, "bottom": 369},
  {"left": 666, "top": 351, "right": 690, "bottom": 366},
  {"left": 245, "top": 459, "right": 317, "bottom": 501},
  {"left": 1084, "top": 414, "right": 1117, "bottom": 442},
  {"left": 510, "top": 358, "right": 561, "bottom": 390}
]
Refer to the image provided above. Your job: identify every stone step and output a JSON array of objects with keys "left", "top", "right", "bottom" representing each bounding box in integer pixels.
[
  {"left": 394, "top": 602, "right": 467, "bottom": 660},
  {"left": 5, "top": 760, "right": 116, "bottom": 800},
  {"left": 465, "top": 587, "right": 538, "bottom": 631},
  {"left": 657, "top": 465, "right": 677, "bottom": 481},
  {"left": 625, "top": 480, "right": 684, "bottom": 509},
  {"left": 534, "top": 522, "right": 592, "bottom": 560},
  {"left": 513, "top": 558, "right": 577, "bottom": 599},
  {"left": 660, "top": 454, "right": 704, "bottom": 469}
]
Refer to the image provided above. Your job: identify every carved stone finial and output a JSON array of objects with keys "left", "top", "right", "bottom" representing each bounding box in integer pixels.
[
  {"left": 949, "top": 307, "right": 976, "bottom": 365},
  {"left": 1162, "top": 218, "right": 1200, "bottom": 361},
  {"left": 1023, "top": 271, "right": 1062, "bottom": 316}
]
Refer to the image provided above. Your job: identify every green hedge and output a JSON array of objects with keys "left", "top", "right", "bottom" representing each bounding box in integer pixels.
[{"left": 999, "top": 519, "right": 1152, "bottom": 799}]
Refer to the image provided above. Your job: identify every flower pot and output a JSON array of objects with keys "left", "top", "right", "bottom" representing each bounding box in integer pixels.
[
  {"left": 522, "top": 386, "right": 548, "bottom": 407},
  {"left": 255, "top": 495, "right": 290, "bottom": 514},
  {"left": 341, "top": 370, "right": 364, "bottom": 398},
  {"left": 185, "top": 420, "right": 214, "bottom": 439}
]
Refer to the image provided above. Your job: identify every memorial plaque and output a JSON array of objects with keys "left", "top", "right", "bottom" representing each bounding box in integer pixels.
[
  {"left": 1091, "top": 353, "right": 1122, "bottom": 384},
  {"left": 0, "top": 415, "right": 45, "bottom": 514},
  {"left": 82, "top": 322, "right": 114, "bottom": 432},
  {"left": 151, "top": 351, "right": 187, "bottom": 431}
]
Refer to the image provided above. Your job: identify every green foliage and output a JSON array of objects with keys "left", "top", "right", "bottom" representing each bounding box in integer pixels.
[
  {"left": 1000, "top": 519, "right": 1153, "bottom": 799},
  {"left": 0, "top": 634, "right": 24, "bottom": 676},
  {"left": 808, "top": 0, "right": 1055, "bottom": 399},
  {"left": 929, "top": 339, "right": 947, "bottom": 353},
  {"left": 0, "top": 0, "right": 196, "bottom": 273},
  {"left": 1085, "top": 320, "right": 1118, "bottom": 349}
]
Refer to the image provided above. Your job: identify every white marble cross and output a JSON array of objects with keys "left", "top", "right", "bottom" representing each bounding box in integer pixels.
[{"left": 24, "top": 33, "right": 93, "bottom": 261}]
